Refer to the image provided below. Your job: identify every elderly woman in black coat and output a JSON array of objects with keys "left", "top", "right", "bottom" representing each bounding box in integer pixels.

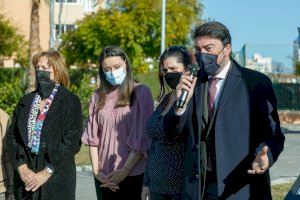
[{"left": 7, "top": 50, "right": 83, "bottom": 200}]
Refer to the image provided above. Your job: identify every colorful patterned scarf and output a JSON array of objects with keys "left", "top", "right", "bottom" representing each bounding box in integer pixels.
[{"left": 27, "top": 84, "right": 60, "bottom": 154}]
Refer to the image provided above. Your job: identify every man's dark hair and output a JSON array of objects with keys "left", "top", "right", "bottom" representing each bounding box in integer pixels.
[{"left": 193, "top": 21, "right": 231, "bottom": 47}]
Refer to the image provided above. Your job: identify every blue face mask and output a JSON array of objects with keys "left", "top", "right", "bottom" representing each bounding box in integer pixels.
[{"left": 104, "top": 67, "right": 126, "bottom": 85}]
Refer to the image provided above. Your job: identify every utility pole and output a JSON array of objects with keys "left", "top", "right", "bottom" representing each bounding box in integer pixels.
[
  {"left": 161, "top": 0, "right": 166, "bottom": 55},
  {"left": 49, "top": 0, "right": 55, "bottom": 49},
  {"left": 297, "top": 27, "right": 300, "bottom": 48},
  {"left": 50, "top": 0, "right": 63, "bottom": 49},
  {"left": 55, "top": 0, "right": 63, "bottom": 49}
]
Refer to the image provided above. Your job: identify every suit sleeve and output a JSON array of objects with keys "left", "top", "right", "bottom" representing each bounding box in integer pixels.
[
  {"left": 46, "top": 95, "right": 83, "bottom": 171},
  {"left": 255, "top": 77, "right": 285, "bottom": 167}
]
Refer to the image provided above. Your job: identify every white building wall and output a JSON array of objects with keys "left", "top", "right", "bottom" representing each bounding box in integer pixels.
[{"left": 246, "top": 53, "right": 273, "bottom": 74}]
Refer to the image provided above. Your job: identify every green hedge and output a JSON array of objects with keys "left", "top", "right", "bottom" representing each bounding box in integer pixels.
[
  {"left": 0, "top": 68, "right": 26, "bottom": 115},
  {"left": 0, "top": 68, "right": 160, "bottom": 119},
  {"left": 2, "top": 67, "right": 299, "bottom": 120},
  {"left": 0, "top": 68, "right": 99, "bottom": 118},
  {"left": 3, "top": 67, "right": 300, "bottom": 120}
]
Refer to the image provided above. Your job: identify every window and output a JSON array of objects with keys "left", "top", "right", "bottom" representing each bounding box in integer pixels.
[
  {"left": 55, "top": 24, "right": 76, "bottom": 36},
  {"left": 55, "top": 0, "right": 79, "bottom": 3}
]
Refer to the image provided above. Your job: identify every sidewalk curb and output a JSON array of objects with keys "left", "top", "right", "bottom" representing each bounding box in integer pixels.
[
  {"left": 281, "top": 123, "right": 300, "bottom": 133},
  {"left": 76, "top": 165, "right": 297, "bottom": 186},
  {"left": 76, "top": 165, "right": 93, "bottom": 174},
  {"left": 271, "top": 177, "right": 297, "bottom": 186}
]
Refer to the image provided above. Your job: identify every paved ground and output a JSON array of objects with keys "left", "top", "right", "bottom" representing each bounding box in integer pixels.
[
  {"left": 75, "top": 124, "right": 300, "bottom": 200},
  {"left": 76, "top": 171, "right": 97, "bottom": 200},
  {"left": 270, "top": 124, "right": 300, "bottom": 184}
]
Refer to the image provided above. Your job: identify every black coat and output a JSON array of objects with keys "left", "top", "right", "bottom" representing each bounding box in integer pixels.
[
  {"left": 7, "top": 86, "right": 83, "bottom": 200},
  {"left": 163, "top": 60, "right": 285, "bottom": 200}
]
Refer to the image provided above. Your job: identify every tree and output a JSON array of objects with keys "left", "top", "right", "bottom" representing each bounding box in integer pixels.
[
  {"left": 60, "top": 0, "right": 202, "bottom": 73},
  {"left": 0, "top": 14, "right": 28, "bottom": 64},
  {"left": 295, "top": 61, "right": 300, "bottom": 75},
  {"left": 27, "top": 0, "right": 41, "bottom": 93},
  {"left": 271, "top": 61, "right": 284, "bottom": 83}
]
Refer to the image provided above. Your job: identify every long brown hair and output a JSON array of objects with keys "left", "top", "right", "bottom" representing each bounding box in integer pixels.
[
  {"left": 32, "top": 49, "right": 69, "bottom": 87},
  {"left": 158, "top": 46, "right": 192, "bottom": 102},
  {"left": 97, "top": 46, "right": 135, "bottom": 109}
]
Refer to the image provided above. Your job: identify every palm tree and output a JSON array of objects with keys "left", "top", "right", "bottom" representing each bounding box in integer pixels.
[{"left": 27, "top": 0, "right": 41, "bottom": 93}]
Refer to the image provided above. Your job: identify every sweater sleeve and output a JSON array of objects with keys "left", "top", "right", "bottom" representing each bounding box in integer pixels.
[
  {"left": 81, "top": 92, "right": 101, "bottom": 147},
  {"left": 126, "top": 85, "right": 154, "bottom": 153}
]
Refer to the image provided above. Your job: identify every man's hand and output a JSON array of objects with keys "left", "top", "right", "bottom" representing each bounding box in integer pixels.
[
  {"left": 248, "top": 146, "right": 270, "bottom": 175},
  {"left": 25, "top": 169, "right": 52, "bottom": 192},
  {"left": 141, "top": 186, "right": 150, "bottom": 200},
  {"left": 175, "top": 72, "right": 197, "bottom": 112}
]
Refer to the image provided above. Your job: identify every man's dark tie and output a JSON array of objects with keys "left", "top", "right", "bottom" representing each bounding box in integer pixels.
[
  {"left": 208, "top": 77, "right": 220, "bottom": 114},
  {"left": 206, "top": 77, "right": 220, "bottom": 171}
]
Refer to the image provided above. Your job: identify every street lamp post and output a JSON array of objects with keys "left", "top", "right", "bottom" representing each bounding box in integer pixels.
[
  {"left": 161, "top": 0, "right": 166, "bottom": 55},
  {"left": 297, "top": 27, "right": 300, "bottom": 48},
  {"left": 50, "top": 0, "right": 55, "bottom": 49}
]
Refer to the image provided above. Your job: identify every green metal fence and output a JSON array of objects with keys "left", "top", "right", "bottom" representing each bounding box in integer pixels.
[{"left": 273, "top": 83, "right": 300, "bottom": 110}]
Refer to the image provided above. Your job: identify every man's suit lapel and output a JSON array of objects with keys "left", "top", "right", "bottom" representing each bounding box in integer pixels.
[
  {"left": 204, "top": 61, "right": 242, "bottom": 139},
  {"left": 194, "top": 77, "right": 207, "bottom": 136},
  {"left": 218, "top": 61, "right": 242, "bottom": 109}
]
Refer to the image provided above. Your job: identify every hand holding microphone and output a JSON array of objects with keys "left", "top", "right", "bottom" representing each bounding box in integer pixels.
[{"left": 175, "top": 64, "right": 199, "bottom": 109}]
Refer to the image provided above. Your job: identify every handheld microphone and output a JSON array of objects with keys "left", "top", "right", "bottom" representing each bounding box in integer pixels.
[{"left": 175, "top": 64, "right": 199, "bottom": 108}]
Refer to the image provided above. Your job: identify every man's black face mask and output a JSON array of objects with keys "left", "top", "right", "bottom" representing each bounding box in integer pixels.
[{"left": 195, "top": 52, "right": 220, "bottom": 76}]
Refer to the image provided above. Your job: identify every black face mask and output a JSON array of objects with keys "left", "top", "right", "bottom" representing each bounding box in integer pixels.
[
  {"left": 195, "top": 49, "right": 225, "bottom": 76},
  {"left": 36, "top": 70, "right": 56, "bottom": 99},
  {"left": 164, "top": 72, "right": 182, "bottom": 89}
]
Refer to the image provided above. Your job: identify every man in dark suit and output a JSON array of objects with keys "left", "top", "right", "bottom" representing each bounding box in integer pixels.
[{"left": 163, "top": 21, "right": 285, "bottom": 199}]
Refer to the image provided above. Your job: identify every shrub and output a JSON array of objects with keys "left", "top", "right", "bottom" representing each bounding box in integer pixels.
[{"left": 0, "top": 68, "right": 99, "bottom": 118}]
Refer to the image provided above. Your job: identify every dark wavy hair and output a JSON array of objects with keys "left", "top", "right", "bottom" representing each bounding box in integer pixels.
[
  {"left": 97, "top": 46, "right": 136, "bottom": 109},
  {"left": 157, "top": 46, "right": 192, "bottom": 102},
  {"left": 193, "top": 21, "right": 231, "bottom": 47}
]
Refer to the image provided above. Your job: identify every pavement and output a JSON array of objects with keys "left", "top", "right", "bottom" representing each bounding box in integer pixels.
[
  {"left": 76, "top": 170, "right": 97, "bottom": 200},
  {"left": 270, "top": 123, "right": 300, "bottom": 185},
  {"left": 75, "top": 123, "right": 300, "bottom": 200}
]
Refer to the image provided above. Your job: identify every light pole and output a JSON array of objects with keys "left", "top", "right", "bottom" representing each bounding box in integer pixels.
[
  {"left": 297, "top": 27, "right": 300, "bottom": 48},
  {"left": 50, "top": 0, "right": 55, "bottom": 49},
  {"left": 161, "top": 0, "right": 166, "bottom": 55},
  {"left": 49, "top": 0, "right": 63, "bottom": 49}
]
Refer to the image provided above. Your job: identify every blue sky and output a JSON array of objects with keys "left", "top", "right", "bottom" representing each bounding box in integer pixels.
[{"left": 200, "top": 0, "right": 300, "bottom": 73}]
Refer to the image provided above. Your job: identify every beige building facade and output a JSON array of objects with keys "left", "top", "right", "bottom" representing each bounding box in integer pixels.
[
  {"left": 0, "top": 0, "right": 50, "bottom": 51},
  {"left": 0, "top": 0, "right": 105, "bottom": 67},
  {"left": 0, "top": 0, "right": 50, "bottom": 67}
]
